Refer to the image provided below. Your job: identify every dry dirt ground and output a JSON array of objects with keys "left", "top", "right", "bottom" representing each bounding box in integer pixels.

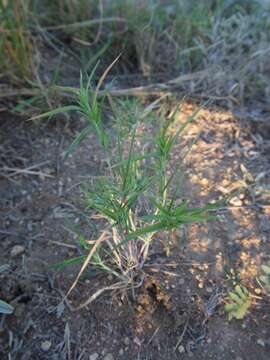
[{"left": 0, "top": 102, "right": 270, "bottom": 359}]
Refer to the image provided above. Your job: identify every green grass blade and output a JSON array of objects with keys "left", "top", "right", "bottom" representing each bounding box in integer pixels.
[
  {"left": 65, "top": 126, "right": 92, "bottom": 156},
  {"left": 0, "top": 300, "right": 14, "bottom": 314},
  {"left": 50, "top": 255, "right": 86, "bottom": 270},
  {"left": 29, "top": 105, "right": 80, "bottom": 121}
]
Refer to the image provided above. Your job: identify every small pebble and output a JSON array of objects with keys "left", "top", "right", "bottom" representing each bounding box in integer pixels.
[
  {"left": 89, "top": 353, "right": 99, "bottom": 360},
  {"left": 201, "top": 178, "right": 209, "bottom": 186},
  {"left": 27, "top": 222, "right": 33, "bottom": 232},
  {"left": 103, "top": 354, "right": 114, "bottom": 360},
  {"left": 178, "top": 345, "right": 185, "bottom": 353},
  {"left": 179, "top": 278, "right": 185, "bottom": 285},
  {"left": 10, "top": 245, "right": 25, "bottom": 257},
  {"left": 124, "top": 337, "right": 129, "bottom": 346},
  {"left": 14, "top": 303, "right": 25, "bottom": 318},
  {"left": 41, "top": 340, "right": 51, "bottom": 352},
  {"left": 257, "top": 339, "right": 265, "bottom": 347}
]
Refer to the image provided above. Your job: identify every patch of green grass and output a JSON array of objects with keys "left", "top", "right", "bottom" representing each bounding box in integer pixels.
[
  {"left": 0, "top": 0, "right": 34, "bottom": 82},
  {"left": 33, "top": 0, "right": 215, "bottom": 76},
  {"left": 38, "top": 68, "right": 220, "bottom": 302},
  {"left": 2, "top": 0, "right": 269, "bottom": 113}
]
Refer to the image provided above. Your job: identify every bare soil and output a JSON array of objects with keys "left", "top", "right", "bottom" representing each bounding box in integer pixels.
[{"left": 0, "top": 102, "right": 270, "bottom": 360}]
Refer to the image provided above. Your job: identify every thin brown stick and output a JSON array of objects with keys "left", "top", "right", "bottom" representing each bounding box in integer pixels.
[
  {"left": 72, "top": 0, "right": 104, "bottom": 47},
  {"left": 1, "top": 167, "right": 54, "bottom": 178},
  {"left": 94, "top": 54, "right": 122, "bottom": 102},
  {"left": 75, "top": 282, "right": 124, "bottom": 310},
  {"left": 66, "top": 231, "right": 109, "bottom": 297},
  {"left": 0, "top": 69, "right": 210, "bottom": 100},
  {"left": 44, "top": 17, "right": 126, "bottom": 31},
  {"left": 0, "top": 160, "right": 53, "bottom": 178},
  {"left": 49, "top": 240, "right": 77, "bottom": 249},
  {"left": 147, "top": 327, "right": 161, "bottom": 346},
  {"left": 174, "top": 319, "right": 189, "bottom": 352},
  {"left": 0, "top": 87, "right": 41, "bottom": 98}
]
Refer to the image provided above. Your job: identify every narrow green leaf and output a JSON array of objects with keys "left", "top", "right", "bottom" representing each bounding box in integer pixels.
[
  {"left": 260, "top": 275, "right": 269, "bottom": 284},
  {"left": 0, "top": 300, "right": 14, "bottom": 314},
  {"left": 65, "top": 126, "right": 92, "bottom": 156},
  {"left": 50, "top": 255, "right": 86, "bottom": 269},
  {"left": 262, "top": 265, "right": 270, "bottom": 275},
  {"left": 229, "top": 291, "right": 244, "bottom": 305},
  {"left": 29, "top": 105, "right": 80, "bottom": 121}
]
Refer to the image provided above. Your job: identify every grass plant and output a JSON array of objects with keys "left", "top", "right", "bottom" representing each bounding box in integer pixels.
[
  {"left": 0, "top": 0, "right": 34, "bottom": 82},
  {"left": 36, "top": 63, "right": 220, "bottom": 304}
]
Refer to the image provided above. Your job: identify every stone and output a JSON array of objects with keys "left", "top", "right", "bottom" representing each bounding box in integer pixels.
[
  {"left": 14, "top": 303, "right": 25, "bottom": 318},
  {"left": 27, "top": 222, "right": 33, "bottom": 232},
  {"left": 178, "top": 345, "right": 185, "bottom": 353},
  {"left": 123, "top": 337, "right": 129, "bottom": 346},
  {"left": 89, "top": 353, "right": 99, "bottom": 360},
  {"left": 103, "top": 354, "right": 114, "bottom": 360},
  {"left": 41, "top": 340, "right": 51, "bottom": 352},
  {"left": 178, "top": 278, "right": 185, "bottom": 285},
  {"left": 257, "top": 339, "right": 265, "bottom": 347},
  {"left": 201, "top": 178, "right": 209, "bottom": 186},
  {"left": 10, "top": 245, "right": 25, "bottom": 257}
]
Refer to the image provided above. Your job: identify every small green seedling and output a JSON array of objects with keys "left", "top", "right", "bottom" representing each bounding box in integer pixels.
[
  {"left": 37, "top": 62, "right": 222, "bottom": 305},
  {"left": 225, "top": 284, "right": 251, "bottom": 320}
]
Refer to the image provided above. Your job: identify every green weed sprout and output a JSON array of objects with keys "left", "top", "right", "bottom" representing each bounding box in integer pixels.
[
  {"left": 36, "top": 62, "right": 219, "bottom": 305},
  {"left": 225, "top": 284, "right": 251, "bottom": 320}
]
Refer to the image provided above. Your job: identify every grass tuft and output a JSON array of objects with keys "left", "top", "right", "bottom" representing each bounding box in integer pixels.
[
  {"left": 39, "top": 71, "right": 221, "bottom": 304},
  {"left": 0, "top": 0, "right": 34, "bottom": 82}
]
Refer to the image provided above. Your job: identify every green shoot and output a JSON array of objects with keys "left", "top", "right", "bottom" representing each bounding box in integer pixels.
[
  {"left": 29, "top": 56, "right": 121, "bottom": 152},
  {"left": 39, "top": 70, "right": 219, "bottom": 302},
  {"left": 225, "top": 284, "right": 251, "bottom": 320}
]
